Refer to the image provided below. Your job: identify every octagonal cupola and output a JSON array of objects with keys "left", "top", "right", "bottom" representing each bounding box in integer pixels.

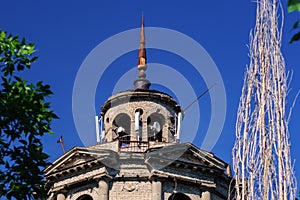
[{"left": 99, "top": 16, "right": 183, "bottom": 146}]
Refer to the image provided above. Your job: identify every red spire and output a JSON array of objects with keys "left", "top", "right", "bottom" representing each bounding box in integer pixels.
[
  {"left": 137, "top": 14, "right": 146, "bottom": 68},
  {"left": 134, "top": 14, "right": 151, "bottom": 90}
]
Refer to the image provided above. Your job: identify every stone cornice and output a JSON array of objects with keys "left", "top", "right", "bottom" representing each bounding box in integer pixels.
[
  {"left": 50, "top": 167, "right": 109, "bottom": 193},
  {"left": 101, "top": 89, "right": 182, "bottom": 115},
  {"left": 149, "top": 169, "right": 216, "bottom": 189}
]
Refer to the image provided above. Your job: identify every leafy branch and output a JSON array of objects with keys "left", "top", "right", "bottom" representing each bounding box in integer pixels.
[{"left": 0, "top": 29, "right": 57, "bottom": 200}]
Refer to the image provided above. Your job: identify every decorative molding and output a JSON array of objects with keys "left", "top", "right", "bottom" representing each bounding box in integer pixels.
[
  {"left": 121, "top": 182, "right": 140, "bottom": 192},
  {"left": 150, "top": 170, "right": 216, "bottom": 188}
]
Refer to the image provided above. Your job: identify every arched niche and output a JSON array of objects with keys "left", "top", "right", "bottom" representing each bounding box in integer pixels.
[
  {"left": 147, "top": 113, "right": 165, "bottom": 142},
  {"left": 76, "top": 194, "right": 93, "bottom": 200},
  {"left": 168, "top": 193, "right": 191, "bottom": 200},
  {"left": 112, "top": 113, "right": 131, "bottom": 141}
]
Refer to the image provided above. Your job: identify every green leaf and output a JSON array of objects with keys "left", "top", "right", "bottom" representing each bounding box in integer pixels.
[
  {"left": 17, "top": 64, "right": 25, "bottom": 71},
  {"left": 288, "top": 0, "right": 300, "bottom": 12},
  {"left": 21, "top": 37, "right": 26, "bottom": 45},
  {"left": 0, "top": 31, "right": 5, "bottom": 40},
  {"left": 290, "top": 31, "right": 300, "bottom": 43},
  {"left": 292, "top": 20, "right": 300, "bottom": 29},
  {"left": 30, "top": 56, "right": 38, "bottom": 63}
]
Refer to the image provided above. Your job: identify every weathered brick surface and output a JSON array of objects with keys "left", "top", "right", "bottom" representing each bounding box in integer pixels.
[
  {"left": 109, "top": 181, "right": 152, "bottom": 200},
  {"left": 163, "top": 181, "right": 202, "bottom": 200},
  {"left": 67, "top": 183, "right": 98, "bottom": 200}
]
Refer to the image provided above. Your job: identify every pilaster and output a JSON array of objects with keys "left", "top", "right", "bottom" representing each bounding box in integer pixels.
[{"left": 152, "top": 179, "right": 162, "bottom": 200}]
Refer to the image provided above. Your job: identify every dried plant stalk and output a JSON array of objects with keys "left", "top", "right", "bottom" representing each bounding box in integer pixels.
[{"left": 232, "top": 0, "right": 297, "bottom": 199}]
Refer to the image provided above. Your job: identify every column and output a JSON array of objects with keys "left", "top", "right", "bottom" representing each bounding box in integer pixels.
[
  {"left": 98, "top": 179, "right": 109, "bottom": 200},
  {"left": 202, "top": 191, "right": 211, "bottom": 200},
  {"left": 135, "top": 111, "right": 140, "bottom": 141},
  {"left": 152, "top": 179, "right": 162, "bottom": 200},
  {"left": 142, "top": 119, "right": 148, "bottom": 141},
  {"left": 56, "top": 193, "right": 66, "bottom": 200}
]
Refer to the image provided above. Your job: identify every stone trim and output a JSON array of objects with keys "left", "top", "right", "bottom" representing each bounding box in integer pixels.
[
  {"left": 51, "top": 167, "right": 109, "bottom": 192},
  {"left": 150, "top": 170, "right": 216, "bottom": 189}
]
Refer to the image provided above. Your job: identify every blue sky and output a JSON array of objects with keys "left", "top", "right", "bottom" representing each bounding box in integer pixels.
[{"left": 1, "top": 0, "right": 300, "bottom": 190}]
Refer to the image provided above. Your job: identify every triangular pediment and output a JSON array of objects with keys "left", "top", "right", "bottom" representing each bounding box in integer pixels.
[
  {"left": 145, "top": 142, "right": 228, "bottom": 172},
  {"left": 44, "top": 146, "right": 119, "bottom": 177}
]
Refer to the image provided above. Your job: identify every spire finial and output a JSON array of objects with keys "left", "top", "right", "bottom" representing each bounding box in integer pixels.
[
  {"left": 137, "top": 13, "right": 146, "bottom": 78},
  {"left": 134, "top": 14, "right": 151, "bottom": 90}
]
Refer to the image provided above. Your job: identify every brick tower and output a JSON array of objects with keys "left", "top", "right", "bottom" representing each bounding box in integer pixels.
[{"left": 44, "top": 16, "right": 233, "bottom": 200}]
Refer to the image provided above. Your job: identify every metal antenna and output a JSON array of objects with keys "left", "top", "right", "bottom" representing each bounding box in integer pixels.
[{"left": 183, "top": 83, "right": 217, "bottom": 112}]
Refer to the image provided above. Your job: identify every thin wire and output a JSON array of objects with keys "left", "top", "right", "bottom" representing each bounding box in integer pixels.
[{"left": 183, "top": 83, "right": 217, "bottom": 112}]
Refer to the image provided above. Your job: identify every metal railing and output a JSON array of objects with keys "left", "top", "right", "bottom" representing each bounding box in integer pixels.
[{"left": 118, "top": 140, "right": 149, "bottom": 152}]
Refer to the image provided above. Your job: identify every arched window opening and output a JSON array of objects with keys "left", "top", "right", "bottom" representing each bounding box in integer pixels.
[
  {"left": 135, "top": 108, "right": 143, "bottom": 115},
  {"left": 147, "top": 113, "right": 165, "bottom": 142},
  {"left": 112, "top": 113, "right": 131, "bottom": 143},
  {"left": 168, "top": 193, "right": 191, "bottom": 200},
  {"left": 77, "top": 194, "right": 93, "bottom": 200}
]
